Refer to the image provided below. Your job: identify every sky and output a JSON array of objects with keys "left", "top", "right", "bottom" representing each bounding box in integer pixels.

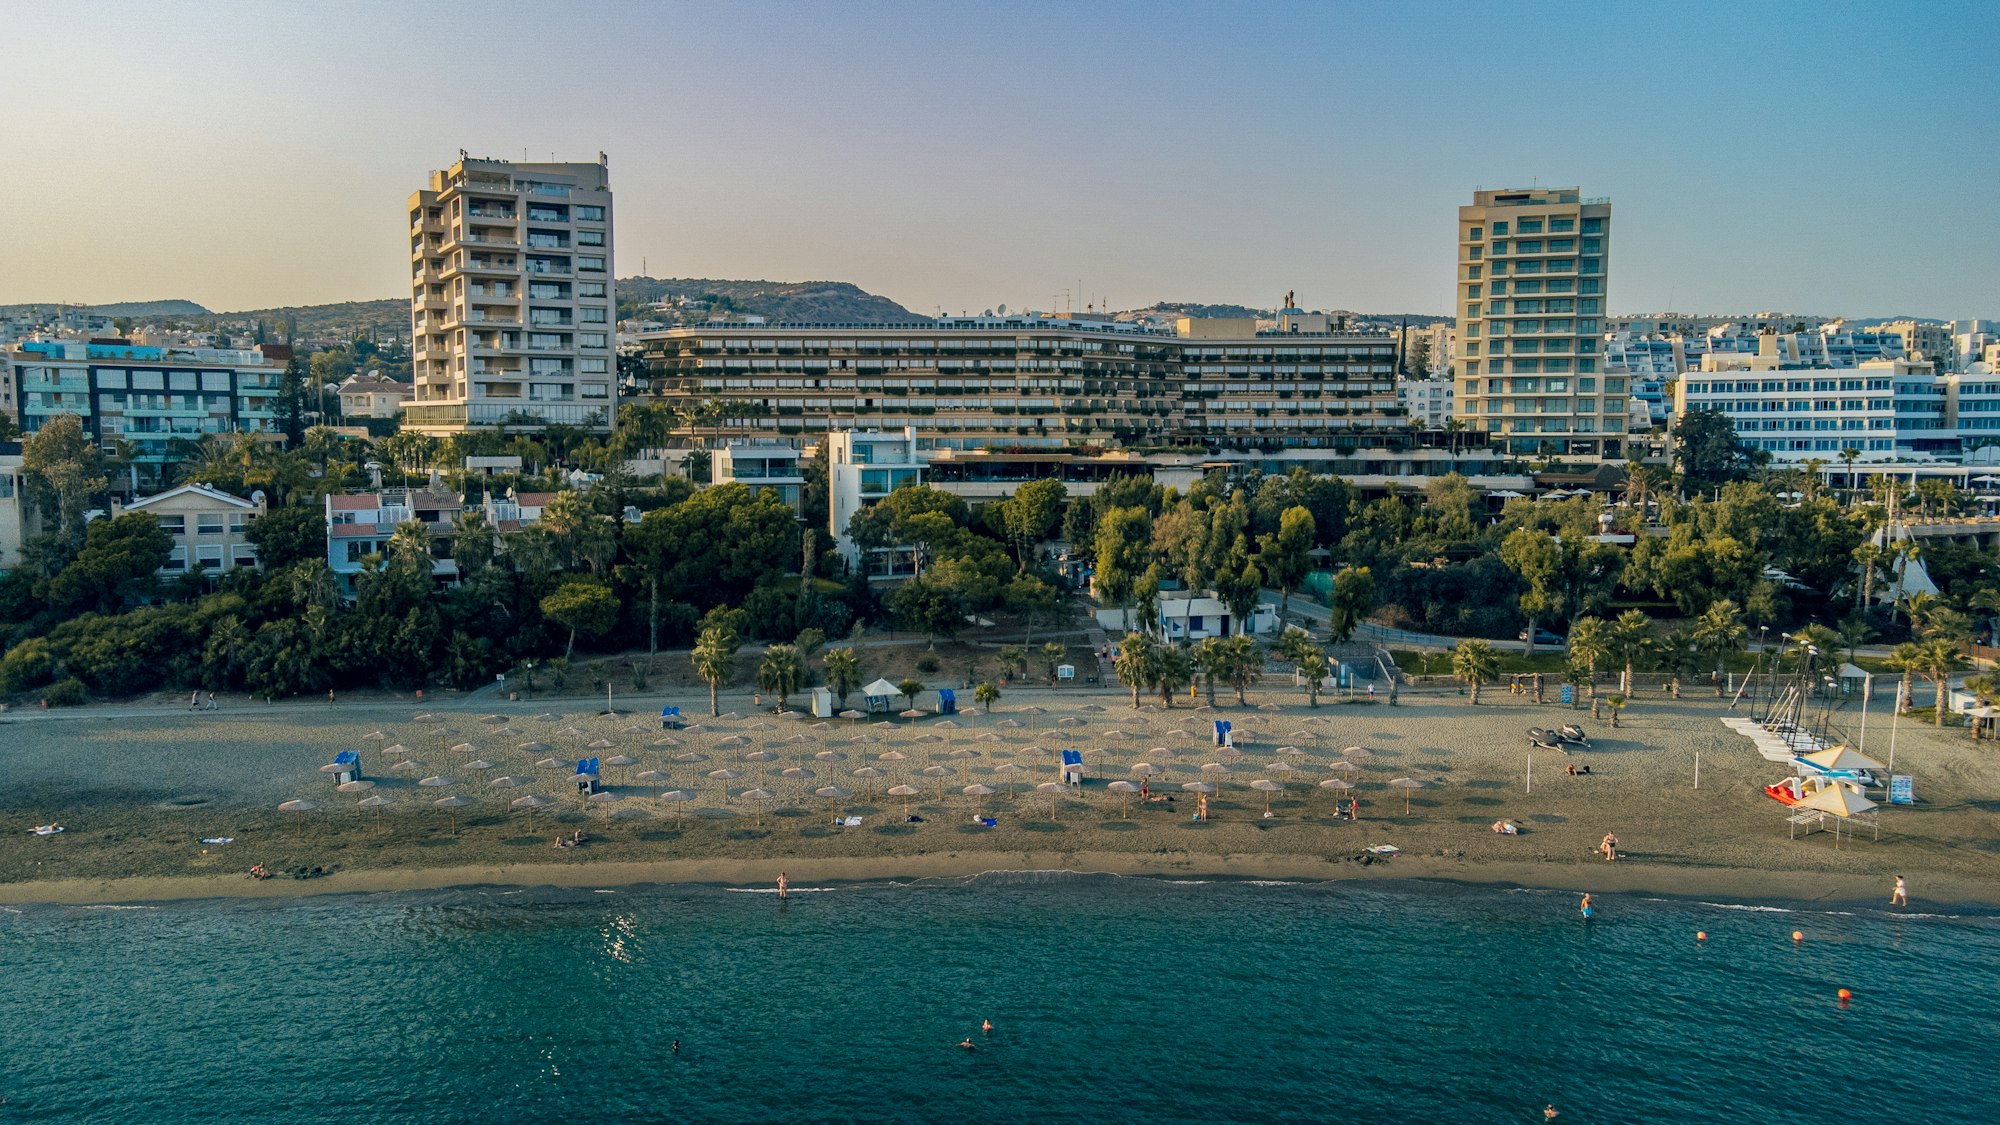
[{"left": 1, "top": 0, "right": 1995, "bottom": 320}]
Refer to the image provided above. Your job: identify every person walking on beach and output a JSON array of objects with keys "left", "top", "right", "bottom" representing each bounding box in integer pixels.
[
  {"left": 1349, "top": 797, "right": 1360, "bottom": 822},
  {"left": 777, "top": 872, "right": 789, "bottom": 899},
  {"left": 1891, "top": 875, "right": 1908, "bottom": 908},
  {"left": 1600, "top": 833, "right": 1619, "bottom": 862},
  {"left": 189, "top": 690, "right": 200, "bottom": 712},
  {"left": 327, "top": 689, "right": 336, "bottom": 705},
  {"left": 205, "top": 691, "right": 216, "bottom": 711},
  {"left": 1195, "top": 794, "right": 1209, "bottom": 822}
]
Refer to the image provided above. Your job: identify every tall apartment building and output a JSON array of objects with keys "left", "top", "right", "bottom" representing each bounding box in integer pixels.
[
  {"left": 4, "top": 340, "right": 285, "bottom": 483},
  {"left": 405, "top": 155, "right": 615, "bottom": 435},
  {"left": 636, "top": 315, "right": 1402, "bottom": 451},
  {"left": 1455, "top": 188, "right": 1614, "bottom": 458}
]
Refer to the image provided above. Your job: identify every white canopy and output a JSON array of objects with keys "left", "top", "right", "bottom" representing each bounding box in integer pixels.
[
  {"left": 862, "top": 679, "right": 899, "bottom": 698},
  {"left": 1800, "top": 746, "right": 1886, "bottom": 772}
]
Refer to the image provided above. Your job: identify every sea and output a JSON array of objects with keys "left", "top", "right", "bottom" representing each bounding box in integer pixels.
[{"left": 2, "top": 874, "right": 1995, "bottom": 1124}]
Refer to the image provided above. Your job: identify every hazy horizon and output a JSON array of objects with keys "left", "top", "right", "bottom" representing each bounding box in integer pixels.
[{"left": 1, "top": 0, "right": 1994, "bottom": 321}]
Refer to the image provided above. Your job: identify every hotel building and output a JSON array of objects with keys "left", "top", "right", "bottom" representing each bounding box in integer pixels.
[
  {"left": 1455, "top": 188, "right": 1615, "bottom": 458},
  {"left": 405, "top": 155, "right": 615, "bottom": 434}
]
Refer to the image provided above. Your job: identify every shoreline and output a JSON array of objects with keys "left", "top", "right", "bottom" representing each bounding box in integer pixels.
[{"left": 3, "top": 851, "right": 1990, "bottom": 912}]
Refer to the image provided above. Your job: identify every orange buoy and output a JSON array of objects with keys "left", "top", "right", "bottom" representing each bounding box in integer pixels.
[
  {"left": 1792, "top": 930, "right": 1805, "bottom": 943},
  {"left": 1837, "top": 988, "right": 1852, "bottom": 1001},
  {"left": 1696, "top": 931, "right": 1707, "bottom": 942}
]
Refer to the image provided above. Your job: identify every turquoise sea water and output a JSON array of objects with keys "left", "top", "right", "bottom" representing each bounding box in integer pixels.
[{"left": 2, "top": 875, "right": 1996, "bottom": 1123}]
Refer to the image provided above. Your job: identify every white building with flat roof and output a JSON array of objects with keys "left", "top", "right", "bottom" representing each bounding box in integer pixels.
[
  {"left": 714, "top": 442, "right": 807, "bottom": 516},
  {"left": 828, "top": 428, "right": 925, "bottom": 576}
]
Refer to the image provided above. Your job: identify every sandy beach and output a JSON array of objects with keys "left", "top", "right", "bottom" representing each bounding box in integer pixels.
[{"left": 3, "top": 682, "right": 1994, "bottom": 907}]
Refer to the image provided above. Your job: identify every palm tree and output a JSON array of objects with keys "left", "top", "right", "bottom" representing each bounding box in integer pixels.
[
  {"left": 1690, "top": 600, "right": 1747, "bottom": 696},
  {"left": 1962, "top": 672, "right": 2000, "bottom": 741},
  {"left": 822, "top": 647, "right": 861, "bottom": 708},
  {"left": 1223, "top": 635, "right": 1262, "bottom": 706},
  {"left": 1851, "top": 542, "right": 1883, "bottom": 610},
  {"left": 386, "top": 519, "right": 434, "bottom": 575},
  {"left": 997, "top": 644, "right": 1026, "bottom": 680},
  {"left": 1971, "top": 585, "right": 2000, "bottom": 648},
  {"left": 1039, "top": 642, "right": 1066, "bottom": 682},
  {"left": 1919, "top": 637, "right": 1966, "bottom": 727},
  {"left": 1567, "top": 616, "right": 1609, "bottom": 700},
  {"left": 1150, "top": 644, "right": 1192, "bottom": 707},
  {"left": 1838, "top": 446, "right": 1860, "bottom": 505},
  {"left": 1192, "top": 637, "right": 1229, "bottom": 707},
  {"left": 1452, "top": 639, "right": 1498, "bottom": 705},
  {"left": 973, "top": 681, "right": 1001, "bottom": 711},
  {"left": 690, "top": 625, "right": 740, "bottom": 716},
  {"left": 1608, "top": 610, "right": 1654, "bottom": 695},
  {"left": 1883, "top": 642, "right": 1924, "bottom": 715},
  {"left": 1296, "top": 641, "right": 1328, "bottom": 706},
  {"left": 757, "top": 644, "right": 805, "bottom": 713},
  {"left": 1113, "top": 633, "right": 1154, "bottom": 709}
]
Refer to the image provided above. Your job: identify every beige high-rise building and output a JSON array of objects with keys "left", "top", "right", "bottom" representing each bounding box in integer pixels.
[
  {"left": 1455, "top": 188, "right": 1616, "bottom": 458},
  {"left": 405, "top": 155, "right": 615, "bottom": 434}
]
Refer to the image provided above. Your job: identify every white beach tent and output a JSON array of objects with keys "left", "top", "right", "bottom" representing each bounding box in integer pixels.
[{"left": 862, "top": 679, "right": 900, "bottom": 714}]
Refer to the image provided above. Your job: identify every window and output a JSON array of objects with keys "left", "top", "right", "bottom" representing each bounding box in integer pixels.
[
  {"left": 1517, "top": 240, "right": 1543, "bottom": 253},
  {"left": 576, "top": 205, "right": 604, "bottom": 221},
  {"left": 579, "top": 358, "right": 608, "bottom": 373},
  {"left": 1518, "top": 219, "right": 1543, "bottom": 234},
  {"left": 196, "top": 545, "right": 224, "bottom": 566},
  {"left": 1582, "top": 218, "right": 1603, "bottom": 234},
  {"left": 1466, "top": 265, "right": 1482, "bottom": 280},
  {"left": 578, "top": 256, "right": 606, "bottom": 272},
  {"left": 1466, "top": 304, "right": 1481, "bottom": 319},
  {"left": 577, "top": 230, "right": 604, "bottom": 247},
  {"left": 1550, "top": 218, "right": 1575, "bottom": 232},
  {"left": 580, "top": 307, "right": 607, "bottom": 323},
  {"left": 196, "top": 515, "right": 224, "bottom": 534},
  {"left": 580, "top": 384, "right": 609, "bottom": 399},
  {"left": 156, "top": 515, "right": 186, "bottom": 535},
  {"left": 1582, "top": 238, "right": 1602, "bottom": 253},
  {"left": 1466, "top": 226, "right": 1483, "bottom": 241},
  {"left": 1490, "top": 241, "right": 1508, "bottom": 255},
  {"left": 1491, "top": 221, "right": 1508, "bottom": 236},
  {"left": 579, "top": 282, "right": 607, "bottom": 297},
  {"left": 1465, "top": 285, "right": 1482, "bottom": 299},
  {"left": 580, "top": 333, "right": 608, "bottom": 348}
]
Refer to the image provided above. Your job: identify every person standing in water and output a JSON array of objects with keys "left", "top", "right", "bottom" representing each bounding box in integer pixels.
[
  {"left": 1580, "top": 893, "right": 1594, "bottom": 918},
  {"left": 1891, "top": 875, "right": 1908, "bottom": 907},
  {"left": 777, "top": 872, "right": 788, "bottom": 899}
]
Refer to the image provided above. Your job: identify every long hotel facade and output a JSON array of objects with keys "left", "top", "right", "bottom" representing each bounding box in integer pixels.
[{"left": 634, "top": 314, "right": 1404, "bottom": 450}]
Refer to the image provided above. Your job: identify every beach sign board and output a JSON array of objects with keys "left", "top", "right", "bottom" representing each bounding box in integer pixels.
[
  {"left": 1891, "top": 775, "right": 1914, "bottom": 805},
  {"left": 1560, "top": 684, "right": 1574, "bottom": 705}
]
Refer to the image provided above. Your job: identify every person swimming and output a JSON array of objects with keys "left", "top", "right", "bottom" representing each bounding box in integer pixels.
[
  {"left": 981, "top": 1019, "right": 992, "bottom": 1035},
  {"left": 959, "top": 1038, "right": 977, "bottom": 1050}
]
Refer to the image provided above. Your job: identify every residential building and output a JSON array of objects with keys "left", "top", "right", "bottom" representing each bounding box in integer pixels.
[
  {"left": 112, "top": 483, "right": 265, "bottom": 577},
  {"left": 635, "top": 314, "right": 1403, "bottom": 451},
  {"left": 1946, "top": 370, "right": 2000, "bottom": 453},
  {"left": 0, "top": 442, "right": 28, "bottom": 571},
  {"left": 1673, "top": 346, "right": 1944, "bottom": 460},
  {"left": 1871, "top": 320, "right": 1956, "bottom": 371},
  {"left": 324, "top": 486, "right": 462, "bottom": 596},
  {"left": 1455, "top": 187, "right": 1615, "bottom": 457},
  {"left": 714, "top": 442, "right": 807, "bottom": 516},
  {"left": 338, "top": 371, "right": 414, "bottom": 419},
  {"left": 404, "top": 154, "right": 616, "bottom": 435},
  {"left": 1398, "top": 376, "right": 1454, "bottom": 428},
  {"left": 828, "top": 428, "right": 925, "bottom": 575},
  {"left": 5, "top": 339, "right": 286, "bottom": 481}
]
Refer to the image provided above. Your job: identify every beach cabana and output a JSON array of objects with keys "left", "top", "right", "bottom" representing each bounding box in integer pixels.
[
  {"left": 862, "top": 679, "right": 900, "bottom": 714},
  {"left": 575, "top": 758, "right": 601, "bottom": 795},
  {"left": 660, "top": 705, "right": 683, "bottom": 730},
  {"left": 811, "top": 687, "right": 836, "bottom": 718},
  {"left": 1213, "top": 719, "right": 1233, "bottom": 748},
  {"left": 1789, "top": 783, "right": 1880, "bottom": 844},
  {"left": 327, "top": 751, "right": 361, "bottom": 786},
  {"left": 935, "top": 688, "right": 957, "bottom": 716},
  {"left": 1059, "top": 749, "right": 1085, "bottom": 785}
]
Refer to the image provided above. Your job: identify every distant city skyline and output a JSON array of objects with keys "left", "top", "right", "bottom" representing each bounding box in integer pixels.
[{"left": 0, "top": 0, "right": 1994, "bottom": 319}]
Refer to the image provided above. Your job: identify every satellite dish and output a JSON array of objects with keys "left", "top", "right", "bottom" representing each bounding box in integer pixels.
[{"left": 997, "top": 304, "right": 1008, "bottom": 316}]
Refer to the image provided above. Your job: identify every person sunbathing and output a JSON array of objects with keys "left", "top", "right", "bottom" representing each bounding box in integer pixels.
[{"left": 1491, "top": 820, "right": 1519, "bottom": 835}]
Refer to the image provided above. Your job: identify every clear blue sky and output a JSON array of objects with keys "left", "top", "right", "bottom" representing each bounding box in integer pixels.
[{"left": 1, "top": 0, "right": 1993, "bottom": 319}]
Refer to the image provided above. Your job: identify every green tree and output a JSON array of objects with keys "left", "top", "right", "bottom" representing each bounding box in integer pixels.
[
  {"left": 822, "top": 647, "right": 861, "bottom": 707},
  {"left": 896, "top": 677, "right": 924, "bottom": 705},
  {"left": 1149, "top": 643, "right": 1192, "bottom": 707},
  {"left": 276, "top": 355, "right": 309, "bottom": 446},
  {"left": 1112, "top": 632, "right": 1154, "bottom": 708},
  {"left": 1039, "top": 642, "right": 1066, "bottom": 680},
  {"left": 1691, "top": 599, "right": 1747, "bottom": 695},
  {"left": 973, "top": 681, "right": 1001, "bottom": 711},
  {"left": 202, "top": 613, "right": 252, "bottom": 690},
  {"left": 998, "top": 478, "right": 1066, "bottom": 571},
  {"left": 1222, "top": 634, "right": 1262, "bottom": 706},
  {"left": 1919, "top": 636, "right": 1966, "bottom": 726},
  {"left": 885, "top": 572, "right": 968, "bottom": 647},
  {"left": 1092, "top": 505, "right": 1153, "bottom": 628},
  {"left": 21, "top": 413, "right": 109, "bottom": 548},
  {"left": 1673, "top": 408, "right": 1767, "bottom": 491},
  {"left": 46, "top": 511, "right": 173, "bottom": 613},
  {"left": 757, "top": 644, "right": 806, "bottom": 712},
  {"left": 1192, "top": 636, "right": 1229, "bottom": 707},
  {"left": 691, "top": 624, "right": 741, "bottom": 716},
  {"left": 1884, "top": 642, "right": 1924, "bottom": 715},
  {"left": 1212, "top": 535, "right": 1262, "bottom": 634},
  {"left": 246, "top": 506, "right": 326, "bottom": 570},
  {"left": 996, "top": 644, "right": 1026, "bottom": 678},
  {"left": 1005, "top": 574, "right": 1065, "bottom": 648},
  {"left": 1452, "top": 639, "right": 1499, "bottom": 704},
  {"left": 1294, "top": 640, "right": 1328, "bottom": 706},
  {"left": 1259, "top": 505, "right": 1315, "bottom": 621},
  {"left": 1326, "top": 565, "right": 1377, "bottom": 645},
  {"left": 540, "top": 579, "right": 619, "bottom": 659},
  {"left": 1608, "top": 610, "right": 1655, "bottom": 695}
]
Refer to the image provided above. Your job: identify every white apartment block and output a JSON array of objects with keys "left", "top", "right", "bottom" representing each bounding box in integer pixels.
[
  {"left": 1455, "top": 187, "right": 1615, "bottom": 458},
  {"left": 828, "top": 428, "right": 925, "bottom": 576},
  {"left": 406, "top": 155, "right": 615, "bottom": 434},
  {"left": 1673, "top": 349, "right": 1946, "bottom": 461},
  {"left": 1398, "top": 376, "right": 1454, "bottom": 427},
  {"left": 714, "top": 442, "right": 808, "bottom": 516}
]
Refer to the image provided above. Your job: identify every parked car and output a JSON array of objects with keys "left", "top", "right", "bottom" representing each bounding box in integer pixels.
[{"left": 1518, "top": 627, "right": 1564, "bottom": 647}]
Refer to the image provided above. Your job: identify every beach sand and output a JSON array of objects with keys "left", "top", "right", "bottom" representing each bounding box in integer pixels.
[{"left": 2, "top": 684, "right": 1993, "bottom": 907}]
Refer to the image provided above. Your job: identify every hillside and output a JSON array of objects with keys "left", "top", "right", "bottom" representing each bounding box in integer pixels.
[
  {"left": 0, "top": 299, "right": 210, "bottom": 318},
  {"left": 616, "top": 277, "right": 917, "bottom": 324}
]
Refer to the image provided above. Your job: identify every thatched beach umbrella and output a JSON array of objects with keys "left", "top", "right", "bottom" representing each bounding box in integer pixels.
[
  {"left": 390, "top": 759, "right": 422, "bottom": 775},
  {"left": 535, "top": 758, "right": 565, "bottom": 771},
  {"left": 488, "top": 775, "right": 523, "bottom": 789},
  {"left": 511, "top": 793, "right": 551, "bottom": 828},
  {"left": 675, "top": 751, "right": 708, "bottom": 763},
  {"left": 934, "top": 719, "right": 960, "bottom": 729},
  {"left": 782, "top": 766, "right": 817, "bottom": 783},
  {"left": 962, "top": 783, "right": 994, "bottom": 816},
  {"left": 714, "top": 735, "right": 748, "bottom": 748},
  {"left": 364, "top": 730, "right": 389, "bottom": 741},
  {"left": 659, "top": 789, "right": 696, "bottom": 826},
  {"left": 815, "top": 785, "right": 852, "bottom": 814},
  {"left": 900, "top": 708, "right": 925, "bottom": 719},
  {"left": 815, "top": 750, "right": 848, "bottom": 763},
  {"left": 1035, "top": 781, "right": 1066, "bottom": 820},
  {"left": 914, "top": 733, "right": 947, "bottom": 745},
  {"left": 588, "top": 738, "right": 615, "bottom": 751},
  {"left": 1181, "top": 782, "right": 1214, "bottom": 796},
  {"left": 451, "top": 743, "right": 477, "bottom": 755},
  {"left": 418, "top": 775, "right": 454, "bottom": 791},
  {"left": 1107, "top": 780, "right": 1140, "bottom": 818},
  {"left": 1081, "top": 704, "right": 1106, "bottom": 713},
  {"left": 1250, "top": 779, "right": 1284, "bottom": 815},
  {"left": 838, "top": 710, "right": 864, "bottom": 720},
  {"left": 878, "top": 750, "right": 907, "bottom": 765},
  {"left": 277, "top": 798, "right": 316, "bottom": 836},
  {"left": 587, "top": 791, "right": 620, "bottom": 819},
  {"left": 1389, "top": 777, "right": 1423, "bottom": 814},
  {"left": 922, "top": 764, "right": 954, "bottom": 800},
  {"left": 718, "top": 712, "right": 742, "bottom": 721},
  {"left": 948, "top": 748, "right": 979, "bottom": 760},
  {"left": 747, "top": 721, "right": 775, "bottom": 731},
  {"left": 650, "top": 737, "right": 681, "bottom": 748},
  {"left": 852, "top": 766, "right": 886, "bottom": 798},
  {"left": 1199, "top": 762, "right": 1229, "bottom": 792},
  {"left": 465, "top": 759, "right": 496, "bottom": 771},
  {"left": 993, "top": 761, "right": 1028, "bottom": 798},
  {"left": 1057, "top": 716, "right": 1084, "bottom": 728},
  {"left": 413, "top": 712, "right": 438, "bottom": 722},
  {"left": 337, "top": 779, "right": 376, "bottom": 795},
  {"left": 432, "top": 794, "right": 471, "bottom": 835},
  {"left": 1319, "top": 778, "right": 1354, "bottom": 811},
  {"left": 708, "top": 768, "right": 741, "bottom": 787},
  {"left": 497, "top": 727, "right": 522, "bottom": 738},
  {"left": 888, "top": 783, "right": 921, "bottom": 816},
  {"left": 480, "top": 714, "right": 506, "bottom": 725},
  {"left": 357, "top": 793, "right": 392, "bottom": 828},
  {"left": 634, "top": 769, "right": 669, "bottom": 784},
  {"left": 519, "top": 741, "right": 553, "bottom": 756},
  {"left": 381, "top": 743, "right": 410, "bottom": 756}
]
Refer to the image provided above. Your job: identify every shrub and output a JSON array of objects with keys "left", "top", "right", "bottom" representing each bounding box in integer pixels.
[
  {"left": 42, "top": 677, "right": 87, "bottom": 707},
  {"left": 915, "top": 654, "right": 940, "bottom": 675},
  {"left": 1, "top": 638, "right": 57, "bottom": 695}
]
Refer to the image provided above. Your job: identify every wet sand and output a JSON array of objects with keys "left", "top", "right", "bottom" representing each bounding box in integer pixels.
[{"left": 2, "top": 685, "right": 1993, "bottom": 907}]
